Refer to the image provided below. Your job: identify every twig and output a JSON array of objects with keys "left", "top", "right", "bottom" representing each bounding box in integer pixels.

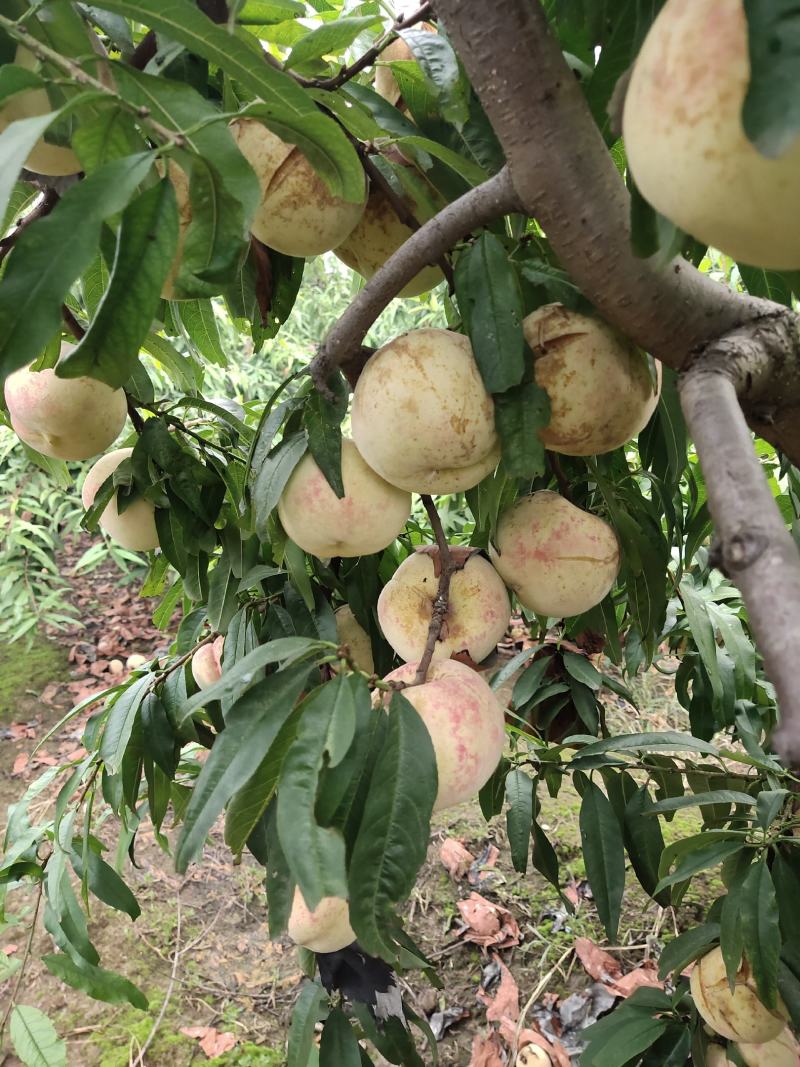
[
  {"left": 61, "top": 305, "right": 85, "bottom": 340},
  {"left": 0, "top": 878, "right": 45, "bottom": 1044},
  {"left": 131, "top": 893, "right": 182, "bottom": 1067},
  {"left": 293, "top": 3, "right": 433, "bottom": 90},
  {"left": 126, "top": 394, "right": 146, "bottom": 434},
  {"left": 309, "top": 166, "right": 520, "bottom": 392},
  {"left": 0, "top": 188, "right": 59, "bottom": 265},
  {"left": 547, "top": 453, "right": 571, "bottom": 501},
  {"left": 414, "top": 496, "right": 454, "bottom": 684}
]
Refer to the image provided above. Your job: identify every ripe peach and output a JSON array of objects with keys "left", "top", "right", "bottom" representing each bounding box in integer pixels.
[
  {"left": 522, "top": 304, "right": 661, "bottom": 456},
  {"left": 231, "top": 117, "right": 367, "bottom": 257},
  {"left": 287, "top": 887, "right": 355, "bottom": 953},
  {"left": 516, "top": 1047, "right": 553, "bottom": 1067},
  {"left": 690, "top": 948, "right": 788, "bottom": 1044},
  {"left": 489, "top": 491, "right": 619, "bottom": 619},
  {"left": 4, "top": 350, "right": 127, "bottom": 460},
  {"left": 623, "top": 0, "right": 800, "bottom": 269},
  {"left": 81, "top": 448, "right": 160, "bottom": 552},
  {"left": 191, "top": 636, "right": 225, "bottom": 690},
  {"left": 738, "top": 1028, "right": 799, "bottom": 1067},
  {"left": 334, "top": 605, "right": 374, "bottom": 675},
  {"left": 334, "top": 187, "right": 443, "bottom": 297},
  {"left": 351, "top": 328, "right": 500, "bottom": 494},
  {"left": 277, "top": 438, "right": 411, "bottom": 558},
  {"left": 378, "top": 549, "right": 510, "bottom": 664},
  {"left": 381, "top": 658, "right": 505, "bottom": 811}
]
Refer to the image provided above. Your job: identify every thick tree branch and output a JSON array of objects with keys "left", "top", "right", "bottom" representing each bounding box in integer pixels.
[
  {"left": 309, "top": 166, "right": 520, "bottom": 390},
  {"left": 432, "top": 0, "right": 800, "bottom": 462}
]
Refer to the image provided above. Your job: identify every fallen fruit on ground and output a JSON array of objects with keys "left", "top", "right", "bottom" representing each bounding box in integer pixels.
[
  {"left": 351, "top": 328, "right": 500, "bottom": 494},
  {"left": 623, "top": 0, "right": 800, "bottom": 269},
  {"left": 378, "top": 548, "right": 511, "bottom": 664},
  {"left": 516, "top": 1046, "right": 552, "bottom": 1067},
  {"left": 334, "top": 605, "right": 374, "bottom": 675},
  {"left": 522, "top": 303, "right": 661, "bottom": 456},
  {"left": 286, "top": 888, "right": 355, "bottom": 953},
  {"left": 277, "top": 438, "right": 411, "bottom": 558},
  {"left": 334, "top": 187, "right": 444, "bottom": 297},
  {"left": 690, "top": 948, "right": 788, "bottom": 1044},
  {"left": 489, "top": 491, "right": 619, "bottom": 618},
  {"left": 81, "top": 448, "right": 160, "bottom": 552},
  {"left": 381, "top": 658, "right": 505, "bottom": 811},
  {"left": 231, "top": 117, "right": 367, "bottom": 257},
  {"left": 191, "top": 636, "right": 225, "bottom": 691},
  {"left": 738, "top": 1027, "right": 800, "bottom": 1067},
  {"left": 4, "top": 353, "right": 128, "bottom": 460}
]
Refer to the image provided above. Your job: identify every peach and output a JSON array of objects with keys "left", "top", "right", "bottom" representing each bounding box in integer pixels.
[
  {"left": 81, "top": 448, "right": 160, "bottom": 552},
  {"left": 351, "top": 328, "right": 500, "bottom": 494},
  {"left": 277, "top": 438, "right": 411, "bottom": 558},
  {"left": 623, "top": 0, "right": 800, "bottom": 269},
  {"left": 489, "top": 491, "right": 619, "bottom": 619},
  {"left": 4, "top": 349, "right": 127, "bottom": 460},
  {"left": 522, "top": 304, "right": 661, "bottom": 456},
  {"left": 378, "top": 549, "right": 510, "bottom": 664},
  {"left": 231, "top": 117, "right": 367, "bottom": 257},
  {"left": 334, "top": 605, "right": 374, "bottom": 675},
  {"left": 705, "top": 1049, "right": 733, "bottom": 1067},
  {"left": 191, "top": 636, "right": 225, "bottom": 690},
  {"left": 738, "top": 1028, "right": 799, "bottom": 1067},
  {"left": 690, "top": 948, "right": 788, "bottom": 1044},
  {"left": 374, "top": 23, "right": 438, "bottom": 107},
  {"left": 381, "top": 658, "right": 505, "bottom": 811},
  {"left": 286, "top": 887, "right": 355, "bottom": 953},
  {"left": 516, "top": 1047, "right": 553, "bottom": 1067}
]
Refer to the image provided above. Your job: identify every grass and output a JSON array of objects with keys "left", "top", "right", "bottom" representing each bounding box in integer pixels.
[{"left": 0, "top": 633, "right": 68, "bottom": 719}]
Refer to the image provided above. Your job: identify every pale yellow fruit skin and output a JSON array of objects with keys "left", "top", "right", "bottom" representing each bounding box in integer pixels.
[
  {"left": 191, "top": 636, "right": 225, "bottom": 690},
  {"left": 378, "top": 551, "right": 510, "bottom": 664},
  {"left": 351, "top": 328, "right": 500, "bottom": 494},
  {"left": 4, "top": 348, "right": 127, "bottom": 460},
  {"left": 623, "top": 0, "right": 800, "bottom": 269},
  {"left": 0, "top": 46, "right": 81, "bottom": 176},
  {"left": 231, "top": 117, "right": 366, "bottom": 257},
  {"left": 286, "top": 887, "right": 355, "bottom": 953},
  {"left": 705, "top": 1048, "right": 733, "bottom": 1067},
  {"left": 334, "top": 605, "right": 374, "bottom": 675},
  {"left": 81, "top": 448, "right": 160, "bottom": 552},
  {"left": 690, "top": 948, "right": 788, "bottom": 1044},
  {"left": 738, "top": 1028, "right": 800, "bottom": 1067},
  {"left": 489, "top": 491, "right": 620, "bottom": 619},
  {"left": 334, "top": 188, "right": 443, "bottom": 297},
  {"left": 374, "top": 36, "right": 414, "bottom": 106},
  {"left": 516, "top": 1047, "right": 553, "bottom": 1067},
  {"left": 523, "top": 303, "right": 661, "bottom": 456},
  {"left": 381, "top": 658, "right": 505, "bottom": 811},
  {"left": 277, "top": 438, "right": 411, "bottom": 558}
]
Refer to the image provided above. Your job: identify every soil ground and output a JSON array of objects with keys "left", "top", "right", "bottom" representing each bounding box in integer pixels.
[{"left": 0, "top": 536, "right": 716, "bottom": 1067}]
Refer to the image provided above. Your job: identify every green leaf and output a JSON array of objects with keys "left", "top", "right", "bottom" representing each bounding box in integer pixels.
[
  {"left": 237, "top": 0, "right": 305, "bottom": 24},
  {"left": 0, "top": 153, "right": 154, "bottom": 384},
  {"left": 743, "top": 1, "right": 800, "bottom": 157},
  {"left": 254, "top": 433, "right": 308, "bottom": 539},
  {"left": 579, "top": 782, "right": 625, "bottom": 941},
  {"left": 721, "top": 880, "right": 746, "bottom": 991},
  {"left": 348, "top": 692, "right": 437, "bottom": 962},
  {"left": 70, "top": 850, "right": 140, "bottom": 920},
  {"left": 99, "top": 673, "right": 153, "bottom": 774},
  {"left": 623, "top": 785, "right": 668, "bottom": 906},
  {"left": 582, "top": 1010, "right": 667, "bottom": 1067},
  {"left": 95, "top": 0, "right": 364, "bottom": 201},
  {"left": 392, "top": 134, "right": 489, "bottom": 186},
  {"left": 174, "top": 300, "right": 228, "bottom": 365},
  {"left": 531, "top": 820, "right": 560, "bottom": 891},
  {"left": 286, "top": 16, "right": 381, "bottom": 69},
  {"left": 505, "top": 768, "right": 533, "bottom": 874},
  {"left": 655, "top": 840, "right": 747, "bottom": 895},
  {"left": 264, "top": 799, "right": 296, "bottom": 934},
  {"left": 738, "top": 263, "right": 797, "bottom": 307},
  {"left": 400, "top": 28, "right": 470, "bottom": 129},
  {"left": 58, "top": 180, "right": 178, "bottom": 387},
  {"left": 740, "top": 859, "right": 781, "bottom": 1009},
  {"left": 562, "top": 650, "right": 602, "bottom": 690},
  {"left": 319, "top": 1007, "right": 361, "bottom": 1067},
  {"left": 571, "top": 731, "right": 720, "bottom": 767},
  {"left": 10, "top": 1006, "right": 66, "bottom": 1067},
  {"left": 756, "top": 789, "right": 789, "bottom": 831},
  {"left": 175, "top": 664, "right": 309, "bottom": 871},
  {"left": 494, "top": 380, "right": 550, "bottom": 479},
  {"left": 303, "top": 374, "right": 347, "bottom": 498},
  {"left": 455, "top": 233, "right": 525, "bottom": 393},
  {"left": 288, "top": 981, "right": 329, "bottom": 1067},
  {"left": 648, "top": 790, "right": 757, "bottom": 815},
  {"left": 0, "top": 113, "right": 61, "bottom": 226},
  {"left": 658, "top": 922, "right": 721, "bottom": 981},
  {"left": 43, "top": 954, "right": 147, "bottom": 1010}
]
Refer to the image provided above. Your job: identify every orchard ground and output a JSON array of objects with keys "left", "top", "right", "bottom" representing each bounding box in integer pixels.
[{"left": 0, "top": 533, "right": 718, "bottom": 1067}]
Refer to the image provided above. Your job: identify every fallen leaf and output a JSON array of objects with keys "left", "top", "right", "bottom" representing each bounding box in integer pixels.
[
  {"left": 478, "top": 956, "right": 519, "bottom": 1022},
  {"left": 11, "top": 753, "right": 29, "bottom": 776},
  {"left": 458, "top": 893, "right": 520, "bottom": 949},
  {"left": 3, "top": 945, "right": 18, "bottom": 956},
  {"left": 574, "top": 938, "right": 622, "bottom": 984},
  {"left": 611, "top": 960, "right": 663, "bottom": 998},
  {"left": 469, "top": 844, "right": 501, "bottom": 885},
  {"left": 180, "top": 1026, "right": 237, "bottom": 1058},
  {"left": 469, "top": 1030, "right": 506, "bottom": 1067},
  {"left": 440, "top": 838, "right": 475, "bottom": 879}
]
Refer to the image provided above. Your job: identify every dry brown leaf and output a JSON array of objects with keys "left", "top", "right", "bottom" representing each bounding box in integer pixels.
[
  {"left": 180, "top": 1026, "right": 237, "bottom": 1058},
  {"left": 574, "top": 938, "right": 623, "bottom": 984},
  {"left": 440, "top": 838, "right": 475, "bottom": 879},
  {"left": 11, "top": 753, "right": 29, "bottom": 776},
  {"left": 458, "top": 893, "right": 520, "bottom": 949},
  {"left": 478, "top": 957, "right": 519, "bottom": 1022},
  {"left": 611, "top": 960, "right": 663, "bottom": 998},
  {"left": 469, "top": 1030, "right": 506, "bottom": 1066},
  {"left": 469, "top": 844, "right": 501, "bottom": 885}
]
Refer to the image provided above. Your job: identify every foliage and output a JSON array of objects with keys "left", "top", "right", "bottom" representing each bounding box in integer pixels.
[{"left": 0, "top": 1, "right": 798, "bottom": 1065}]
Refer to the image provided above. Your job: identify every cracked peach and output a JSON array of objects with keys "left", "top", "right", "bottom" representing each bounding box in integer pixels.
[
  {"left": 81, "top": 448, "right": 160, "bottom": 552},
  {"left": 287, "top": 887, "right": 355, "bottom": 953},
  {"left": 690, "top": 947, "right": 788, "bottom": 1044},
  {"left": 489, "top": 491, "right": 619, "bottom": 619},
  {"left": 738, "top": 1028, "right": 800, "bottom": 1067}
]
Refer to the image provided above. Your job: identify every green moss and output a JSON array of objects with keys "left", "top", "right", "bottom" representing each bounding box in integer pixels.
[{"left": 0, "top": 634, "right": 67, "bottom": 719}]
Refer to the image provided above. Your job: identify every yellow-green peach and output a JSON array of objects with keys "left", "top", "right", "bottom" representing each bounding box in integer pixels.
[{"left": 81, "top": 448, "right": 159, "bottom": 552}]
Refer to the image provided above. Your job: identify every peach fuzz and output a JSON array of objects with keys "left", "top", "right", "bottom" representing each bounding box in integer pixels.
[
  {"left": 277, "top": 438, "right": 411, "bottom": 558},
  {"left": 191, "top": 636, "right": 225, "bottom": 691},
  {"left": 623, "top": 0, "right": 800, "bottom": 269},
  {"left": 489, "top": 491, "right": 619, "bottom": 619},
  {"left": 286, "top": 887, "right": 355, "bottom": 953},
  {"left": 378, "top": 549, "right": 510, "bottom": 664},
  {"left": 351, "top": 328, "right": 500, "bottom": 495},
  {"left": 381, "top": 658, "right": 505, "bottom": 811},
  {"left": 81, "top": 448, "right": 160, "bottom": 553}
]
